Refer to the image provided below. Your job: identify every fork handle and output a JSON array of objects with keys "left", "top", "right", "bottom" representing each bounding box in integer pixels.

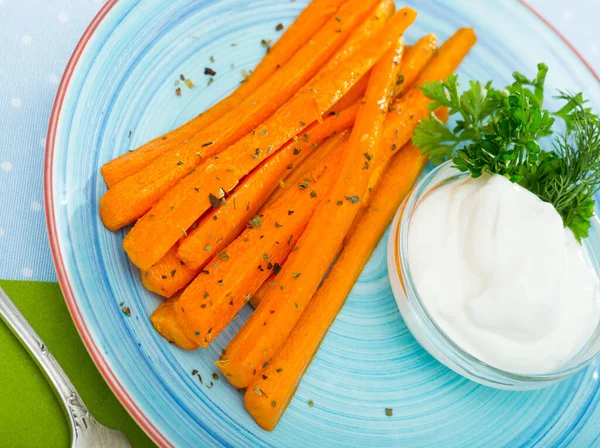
[{"left": 0, "top": 286, "right": 94, "bottom": 442}]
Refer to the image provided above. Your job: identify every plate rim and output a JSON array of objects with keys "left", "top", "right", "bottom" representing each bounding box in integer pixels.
[
  {"left": 43, "top": 2, "right": 600, "bottom": 447},
  {"left": 43, "top": 1, "right": 171, "bottom": 446}
]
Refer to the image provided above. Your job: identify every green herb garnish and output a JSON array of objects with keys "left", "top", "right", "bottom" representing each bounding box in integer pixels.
[{"left": 413, "top": 63, "right": 600, "bottom": 241}]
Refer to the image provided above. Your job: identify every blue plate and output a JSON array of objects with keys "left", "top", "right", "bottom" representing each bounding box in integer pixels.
[{"left": 46, "top": 0, "right": 600, "bottom": 446}]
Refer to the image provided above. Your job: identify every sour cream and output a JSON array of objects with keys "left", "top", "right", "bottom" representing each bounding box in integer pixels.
[{"left": 408, "top": 174, "right": 600, "bottom": 374}]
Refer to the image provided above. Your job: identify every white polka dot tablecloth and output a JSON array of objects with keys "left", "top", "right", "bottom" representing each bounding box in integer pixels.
[{"left": 0, "top": 0, "right": 598, "bottom": 282}]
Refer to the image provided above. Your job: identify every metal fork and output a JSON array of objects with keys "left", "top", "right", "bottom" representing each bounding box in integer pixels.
[{"left": 0, "top": 286, "right": 132, "bottom": 448}]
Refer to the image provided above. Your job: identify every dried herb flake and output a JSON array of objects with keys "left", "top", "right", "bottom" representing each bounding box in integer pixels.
[
  {"left": 248, "top": 215, "right": 263, "bottom": 228},
  {"left": 209, "top": 193, "right": 222, "bottom": 208}
]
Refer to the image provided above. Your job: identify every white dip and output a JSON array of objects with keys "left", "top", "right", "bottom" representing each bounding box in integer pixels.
[{"left": 408, "top": 174, "right": 600, "bottom": 374}]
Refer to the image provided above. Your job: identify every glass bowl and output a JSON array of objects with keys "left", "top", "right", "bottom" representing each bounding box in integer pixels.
[{"left": 387, "top": 161, "right": 600, "bottom": 390}]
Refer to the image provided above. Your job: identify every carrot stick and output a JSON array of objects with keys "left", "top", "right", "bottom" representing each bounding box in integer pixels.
[
  {"left": 150, "top": 294, "right": 198, "bottom": 350},
  {"left": 244, "top": 138, "right": 430, "bottom": 430},
  {"left": 100, "top": 0, "right": 381, "bottom": 231},
  {"left": 328, "top": 73, "right": 370, "bottom": 113},
  {"left": 251, "top": 108, "right": 451, "bottom": 310},
  {"left": 394, "top": 33, "right": 438, "bottom": 97},
  {"left": 317, "top": 0, "right": 395, "bottom": 77},
  {"left": 248, "top": 31, "right": 468, "bottom": 308},
  {"left": 317, "top": 0, "right": 395, "bottom": 114},
  {"left": 172, "top": 145, "right": 346, "bottom": 348},
  {"left": 261, "top": 35, "right": 437, "bottom": 212},
  {"left": 142, "top": 113, "right": 355, "bottom": 298},
  {"left": 176, "top": 116, "right": 355, "bottom": 270},
  {"left": 121, "top": 9, "right": 417, "bottom": 271},
  {"left": 414, "top": 28, "right": 476, "bottom": 85},
  {"left": 218, "top": 27, "right": 408, "bottom": 388},
  {"left": 142, "top": 245, "right": 197, "bottom": 297},
  {"left": 261, "top": 130, "right": 350, "bottom": 210},
  {"left": 364, "top": 28, "right": 477, "bottom": 202},
  {"left": 328, "top": 33, "right": 437, "bottom": 115},
  {"left": 100, "top": 0, "right": 345, "bottom": 188},
  {"left": 248, "top": 94, "right": 442, "bottom": 306}
]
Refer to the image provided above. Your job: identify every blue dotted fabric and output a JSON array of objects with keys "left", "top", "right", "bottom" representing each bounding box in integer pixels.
[{"left": 0, "top": 0, "right": 598, "bottom": 281}]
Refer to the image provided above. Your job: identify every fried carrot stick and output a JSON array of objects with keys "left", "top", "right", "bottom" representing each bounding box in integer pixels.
[
  {"left": 101, "top": 0, "right": 345, "bottom": 187},
  {"left": 244, "top": 139, "right": 430, "bottom": 430},
  {"left": 100, "top": 0, "right": 381, "bottom": 231},
  {"left": 121, "top": 9, "right": 417, "bottom": 271},
  {"left": 364, "top": 27, "right": 476, "bottom": 202},
  {"left": 218, "top": 30, "right": 407, "bottom": 388},
  {"left": 171, "top": 146, "right": 345, "bottom": 349}
]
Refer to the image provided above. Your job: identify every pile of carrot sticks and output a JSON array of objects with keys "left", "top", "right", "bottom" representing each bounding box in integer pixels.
[{"left": 99, "top": 0, "right": 476, "bottom": 430}]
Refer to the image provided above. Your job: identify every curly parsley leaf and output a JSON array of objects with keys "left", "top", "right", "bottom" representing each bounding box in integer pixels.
[
  {"left": 411, "top": 113, "right": 462, "bottom": 164},
  {"left": 413, "top": 63, "right": 600, "bottom": 241},
  {"left": 510, "top": 62, "right": 548, "bottom": 105},
  {"left": 413, "top": 76, "right": 505, "bottom": 162}
]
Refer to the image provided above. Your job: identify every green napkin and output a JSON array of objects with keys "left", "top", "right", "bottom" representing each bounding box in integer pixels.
[{"left": 0, "top": 280, "right": 155, "bottom": 448}]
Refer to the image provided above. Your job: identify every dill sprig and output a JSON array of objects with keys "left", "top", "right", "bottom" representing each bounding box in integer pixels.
[
  {"left": 412, "top": 64, "right": 600, "bottom": 241},
  {"left": 522, "top": 117, "right": 600, "bottom": 240}
]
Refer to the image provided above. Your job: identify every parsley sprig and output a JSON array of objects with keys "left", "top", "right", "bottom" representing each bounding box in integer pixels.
[{"left": 412, "top": 63, "right": 600, "bottom": 241}]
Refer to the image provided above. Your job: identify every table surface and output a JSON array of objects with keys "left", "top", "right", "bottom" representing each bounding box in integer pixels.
[{"left": 0, "top": 0, "right": 599, "bottom": 283}]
